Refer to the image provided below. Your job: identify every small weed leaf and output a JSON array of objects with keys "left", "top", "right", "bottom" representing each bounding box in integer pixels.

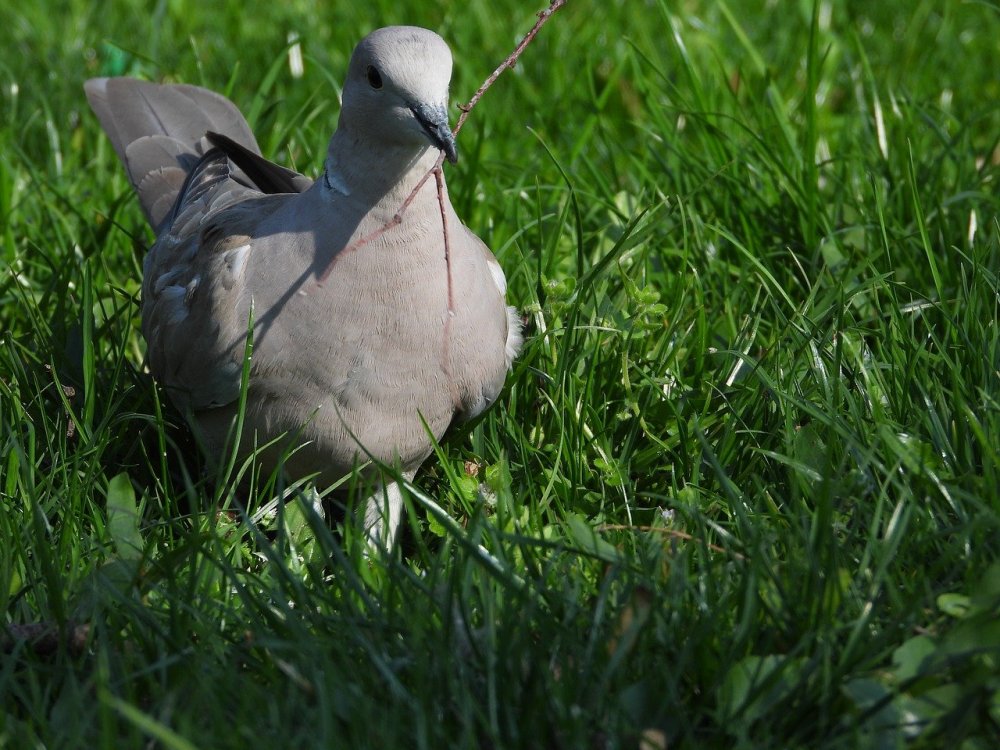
[
  {"left": 565, "top": 514, "right": 620, "bottom": 562},
  {"left": 937, "top": 592, "right": 972, "bottom": 619},
  {"left": 892, "top": 635, "right": 937, "bottom": 684},
  {"left": 105, "top": 471, "right": 142, "bottom": 564}
]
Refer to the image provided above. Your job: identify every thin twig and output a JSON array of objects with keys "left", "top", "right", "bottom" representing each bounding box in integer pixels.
[
  {"left": 454, "top": 0, "right": 568, "bottom": 137},
  {"left": 433, "top": 166, "right": 464, "bottom": 409},
  {"left": 434, "top": 166, "right": 454, "bottom": 320},
  {"left": 429, "top": 0, "right": 565, "bottom": 391},
  {"left": 595, "top": 524, "right": 746, "bottom": 559}
]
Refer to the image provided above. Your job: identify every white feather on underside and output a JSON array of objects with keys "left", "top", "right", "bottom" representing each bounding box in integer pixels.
[
  {"left": 487, "top": 258, "right": 507, "bottom": 296},
  {"left": 504, "top": 306, "right": 522, "bottom": 367},
  {"left": 222, "top": 244, "right": 250, "bottom": 288}
]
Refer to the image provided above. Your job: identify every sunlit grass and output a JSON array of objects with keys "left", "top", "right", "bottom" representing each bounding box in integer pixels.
[{"left": 2, "top": 0, "right": 999, "bottom": 747}]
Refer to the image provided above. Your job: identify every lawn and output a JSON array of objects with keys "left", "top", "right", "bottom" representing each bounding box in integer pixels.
[{"left": 2, "top": 0, "right": 999, "bottom": 747}]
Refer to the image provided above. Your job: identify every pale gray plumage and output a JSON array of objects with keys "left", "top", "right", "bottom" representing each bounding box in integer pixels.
[{"left": 85, "top": 26, "right": 521, "bottom": 546}]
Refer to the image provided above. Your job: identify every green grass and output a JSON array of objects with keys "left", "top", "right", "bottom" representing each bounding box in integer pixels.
[{"left": 2, "top": 0, "right": 1000, "bottom": 747}]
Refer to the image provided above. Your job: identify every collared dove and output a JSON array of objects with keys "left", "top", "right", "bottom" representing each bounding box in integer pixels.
[{"left": 85, "top": 26, "right": 522, "bottom": 547}]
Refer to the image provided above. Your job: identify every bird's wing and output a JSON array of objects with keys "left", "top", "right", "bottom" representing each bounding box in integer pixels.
[
  {"left": 140, "top": 149, "right": 293, "bottom": 412},
  {"left": 206, "top": 131, "right": 314, "bottom": 195}
]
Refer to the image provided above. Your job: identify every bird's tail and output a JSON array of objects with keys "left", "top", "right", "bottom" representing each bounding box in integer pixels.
[{"left": 84, "top": 77, "right": 261, "bottom": 230}]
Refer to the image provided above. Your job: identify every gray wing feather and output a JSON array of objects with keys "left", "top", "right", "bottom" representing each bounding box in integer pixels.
[
  {"left": 84, "top": 77, "right": 265, "bottom": 229},
  {"left": 137, "top": 168, "right": 189, "bottom": 229}
]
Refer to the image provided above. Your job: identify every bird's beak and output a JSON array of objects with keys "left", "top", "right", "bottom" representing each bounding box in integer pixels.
[{"left": 411, "top": 102, "right": 458, "bottom": 163}]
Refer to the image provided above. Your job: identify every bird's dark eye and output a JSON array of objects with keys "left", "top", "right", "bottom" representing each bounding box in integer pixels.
[{"left": 366, "top": 65, "right": 383, "bottom": 89}]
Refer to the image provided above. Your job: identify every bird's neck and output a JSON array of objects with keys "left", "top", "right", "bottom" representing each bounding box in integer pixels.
[{"left": 322, "top": 128, "right": 444, "bottom": 209}]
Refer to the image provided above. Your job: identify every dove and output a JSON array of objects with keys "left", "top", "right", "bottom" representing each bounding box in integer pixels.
[{"left": 85, "top": 26, "right": 522, "bottom": 547}]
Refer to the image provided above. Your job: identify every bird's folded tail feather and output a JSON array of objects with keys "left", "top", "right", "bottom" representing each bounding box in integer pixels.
[{"left": 84, "top": 77, "right": 262, "bottom": 230}]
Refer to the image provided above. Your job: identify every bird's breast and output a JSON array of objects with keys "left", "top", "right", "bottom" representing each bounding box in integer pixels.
[{"left": 238, "top": 232, "right": 493, "bottom": 473}]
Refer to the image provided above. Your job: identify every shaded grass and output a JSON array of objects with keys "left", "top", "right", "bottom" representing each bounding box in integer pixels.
[{"left": 2, "top": 0, "right": 999, "bottom": 748}]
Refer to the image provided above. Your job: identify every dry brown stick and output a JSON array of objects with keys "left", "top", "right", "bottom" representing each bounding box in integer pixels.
[
  {"left": 434, "top": 165, "right": 465, "bottom": 410},
  {"left": 595, "top": 524, "right": 746, "bottom": 559},
  {"left": 426, "top": 0, "right": 565, "bottom": 389},
  {"left": 453, "top": 0, "right": 568, "bottom": 137},
  {"left": 434, "top": 167, "right": 455, "bottom": 318}
]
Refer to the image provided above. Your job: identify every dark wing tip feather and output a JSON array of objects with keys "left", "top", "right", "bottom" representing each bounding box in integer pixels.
[{"left": 206, "top": 131, "right": 313, "bottom": 194}]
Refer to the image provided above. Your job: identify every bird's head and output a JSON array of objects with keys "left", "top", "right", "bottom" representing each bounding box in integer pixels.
[{"left": 340, "top": 26, "right": 458, "bottom": 164}]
